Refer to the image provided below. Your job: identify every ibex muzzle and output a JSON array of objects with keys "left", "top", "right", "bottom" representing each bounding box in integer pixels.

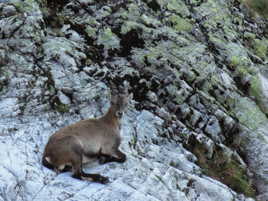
[{"left": 42, "top": 85, "right": 130, "bottom": 183}]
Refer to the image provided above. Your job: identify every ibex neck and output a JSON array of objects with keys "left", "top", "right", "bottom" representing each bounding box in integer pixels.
[{"left": 102, "top": 107, "right": 119, "bottom": 126}]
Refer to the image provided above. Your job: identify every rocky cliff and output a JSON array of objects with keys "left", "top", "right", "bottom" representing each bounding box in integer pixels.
[{"left": 0, "top": 0, "right": 268, "bottom": 200}]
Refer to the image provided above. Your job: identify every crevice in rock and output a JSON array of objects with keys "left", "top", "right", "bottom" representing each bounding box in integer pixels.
[
  {"left": 186, "top": 0, "right": 206, "bottom": 7},
  {"left": 46, "top": 0, "right": 70, "bottom": 11},
  {"left": 112, "top": 27, "right": 145, "bottom": 57},
  {"left": 233, "top": 75, "right": 251, "bottom": 95},
  {"left": 144, "top": 0, "right": 161, "bottom": 12},
  {"left": 66, "top": 21, "right": 104, "bottom": 65}
]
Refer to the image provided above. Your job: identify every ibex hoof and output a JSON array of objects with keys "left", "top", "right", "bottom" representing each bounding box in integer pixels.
[
  {"left": 96, "top": 175, "right": 109, "bottom": 184},
  {"left": 117, "top": 154, "right": 126, "bottom": 163},
  {"left": 99, "top": 156, "right": 107, "bottom": 164}
]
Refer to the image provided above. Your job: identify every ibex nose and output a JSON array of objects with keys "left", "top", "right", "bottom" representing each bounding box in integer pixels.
[{"left": 116, "top": 111, "right": 123, "bottom": 118}]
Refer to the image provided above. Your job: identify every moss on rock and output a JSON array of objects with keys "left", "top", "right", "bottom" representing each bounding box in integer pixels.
[
  {"left": 233, "top": 97, "right": 267, "bottom": 130},
  {"left": 252, "top": 39, "right": 268, "bottom": 60},
  {"left": 188, "top": 139, "right": 256, "bottom": 198},
  {"left": 97, "top": 28, "right": 120, "bottom": 50},
  {"left": 55, "top": 103, "right": 69, "bottom": 113},
  {"left": 165, "top": 0, "right": 190, "bottom": 17},
  {"left": 85, "top": 26, "right": 97, "bottom": 38},
  {"left": 168, "top": 14, "right": 193, "bottom": 32},
  {"left": 243, "top": 0, "right": 268, "bottom": 18},
  {"left": 249, "top": 74, "right": 262, "bottom": 100}
]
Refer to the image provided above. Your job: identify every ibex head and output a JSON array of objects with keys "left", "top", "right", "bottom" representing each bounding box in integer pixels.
[{"left": 110, "top": 81, "right": 131, "bottom": 118}]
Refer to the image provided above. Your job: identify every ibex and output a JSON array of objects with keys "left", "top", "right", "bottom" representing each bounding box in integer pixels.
[{"left": 42, "top": 85, "right": 130, "bottom": 184}]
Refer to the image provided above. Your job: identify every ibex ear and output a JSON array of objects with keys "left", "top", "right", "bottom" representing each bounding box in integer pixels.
[
  {"left": 116, "top": 81, "right": 128, "bottom": 94},
  {"left": 122, "top": 81, "right": 129, "bottom": 94},
  {"left": 123, "top": 93, "right": 132, "bottom": 104},
  {"left": 110, "top": 82, "right": 117, "bottom": 95},
  {"left": 111, "top": 91, "right": 118, "bottom": 105},
  {"left": 128, "top": 93, "right": 133, "bottom": 100},
  {"left": 121, "top": 81, "right": 131, "bottom": 104},
  {"left": 120, "top": 92, "right": 132, "bottom": 109},
  {"left": 110, "top": 82, "right": 118, "bottom": 105}
]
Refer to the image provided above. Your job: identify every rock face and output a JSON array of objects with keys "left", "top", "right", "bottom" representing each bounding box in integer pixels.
[{"left": 0, "top": 0, "right": 268, "bottom": 200}]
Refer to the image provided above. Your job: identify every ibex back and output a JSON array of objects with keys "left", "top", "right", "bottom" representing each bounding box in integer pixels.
[{"left": 42, "top": 87, "right": 130, "bottom": 183}]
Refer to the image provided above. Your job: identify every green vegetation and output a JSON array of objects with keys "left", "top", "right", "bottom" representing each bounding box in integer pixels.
[
  {"left": 229, "top": 55, "right": 252, "bottom": 71},
  {"left": 188, "top": 141, "right": 256, "bottom": 197},
  {"left": 243, "top": 0, "right": 268, "bottom": 18},
  {"left": 97, "top": 28, "right": 120, "bottom": 50},
  {"left": 249, "top": 75, "right": 262, "bottom": 100},
  {"left": 50, "top": 94, "right": 70, "bottom": 113},
  {"left": 166, "top": 0, "right": 190, "bottom": 17},
  {"left": 252, "top": 39, "right": 268, "bottom": 60},
  {"left": 55, "top": 103, "right": 69, "bottom": 113},
  {"left": 13, "top": 0, "right": 43, "bottom": 13},
  {"left": 234, "top": 97, "right": 267, "bottom": 130},
  {"left": 168, "top": 15, "right": 193, "bottom": 32}
]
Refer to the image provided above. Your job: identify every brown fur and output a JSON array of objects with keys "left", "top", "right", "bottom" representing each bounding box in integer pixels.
[{"left": 42, "top": 89, "right": 129, "bottom": 184}]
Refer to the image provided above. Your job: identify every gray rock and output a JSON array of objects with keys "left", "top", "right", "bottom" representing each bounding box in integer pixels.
[
  {"left": 146, "top": 91, "right": 158, "bottom": 103},
  {"left": 2, "top": 5, "right": 16, "bottom": 17},
  {"left": 57, "top": 91, "right": 71, "bottom": 105},
  {"left": 0, "top": 98, "right": 20, "bottom": 117},
  {"left": 1, "top": 0, "right": 268, "bottom": 200},
  {"left": 204, "top": 116, "right": 224, "bottom": 143}
]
